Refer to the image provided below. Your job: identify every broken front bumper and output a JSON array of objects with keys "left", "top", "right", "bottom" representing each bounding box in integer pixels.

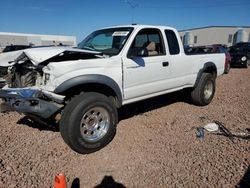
[{"left": 0, "top": 88, "right": 65, "bottom": 119}]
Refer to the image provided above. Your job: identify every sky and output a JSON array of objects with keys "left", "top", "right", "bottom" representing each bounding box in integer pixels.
[{"left": 0, "top": 0, "right": 249, "bottom": 43}]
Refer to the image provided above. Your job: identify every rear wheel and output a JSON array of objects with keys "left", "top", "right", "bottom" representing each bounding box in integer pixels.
[
  {"left": 60, "top": 92, "right": 118, "bottom": 154},
  {"left": 191, "top": 73, "right": 216, "bottom": 106},
  {"left": 224, "top": 63, "right": 230, "bottom": 74}
]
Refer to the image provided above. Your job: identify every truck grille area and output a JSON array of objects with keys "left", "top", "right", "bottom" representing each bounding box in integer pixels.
[{"left": 8, "top": 62, "right": 42, "bottom": 88}]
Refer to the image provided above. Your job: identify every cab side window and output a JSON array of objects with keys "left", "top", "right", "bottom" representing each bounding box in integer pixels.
[{"left": 129, "top": 28, "right": 165, "bottom": 56}]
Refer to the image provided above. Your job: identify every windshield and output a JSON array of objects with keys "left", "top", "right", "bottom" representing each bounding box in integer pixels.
[{"left": 78, "top": 27, "right": 134, "bottom": 56}]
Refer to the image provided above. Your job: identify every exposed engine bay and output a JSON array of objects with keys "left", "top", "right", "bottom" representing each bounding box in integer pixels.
[{"left": 7, "top": 61, "right": 42, "bottom": 88}]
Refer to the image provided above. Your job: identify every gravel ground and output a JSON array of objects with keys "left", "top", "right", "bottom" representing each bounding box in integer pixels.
[{"left": 0, "top": 68, "right": 249, "bottom": 188}]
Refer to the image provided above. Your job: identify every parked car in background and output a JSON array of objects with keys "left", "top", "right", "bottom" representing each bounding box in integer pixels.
[
  {"left": 213, "top": 44, "right": 231, "bottom": 74},
  {"left": 2, "top": 45, "right": 31, "bottom": 53},
  {"left": 229, "top": 42, "right": 250, "bottom": 68},
  {"left": 185, "top": 44, "right": 231, "bottom": 74},
  {"left": 2, "top": 43, "right": 69, "bottom": 53}
]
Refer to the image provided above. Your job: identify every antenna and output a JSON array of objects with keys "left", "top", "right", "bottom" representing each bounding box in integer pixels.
[{"left": 125, "top": 0, "right": 138, "bottom": 24}]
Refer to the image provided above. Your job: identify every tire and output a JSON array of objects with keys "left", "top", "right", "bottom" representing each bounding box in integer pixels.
[
  {"left": 60, "top": 92, "right": 118, "bottom": 154},
  {"left": 244, "top": 60, "right": 249, "bottom": 68},
  {"left": 224, "top": 63, "right": 230, "bottom": 74},
  {"left": 191, "top": 73, "right": 216, "bottom": 106}
]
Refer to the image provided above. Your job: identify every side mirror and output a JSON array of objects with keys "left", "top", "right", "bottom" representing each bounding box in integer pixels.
[{"left": 128, "top": 47, "right": 148, "bottom": 58}]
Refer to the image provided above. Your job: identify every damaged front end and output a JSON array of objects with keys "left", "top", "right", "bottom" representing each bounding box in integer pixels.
[
  {"left": 0, "top": 88, "right": 65, "bottom": 119},
  {"left": 0, "top": 46, "right": 103, "bottom": 118},
  {"left": 1, "top": 47, "right": 102, "bottom": 88}
]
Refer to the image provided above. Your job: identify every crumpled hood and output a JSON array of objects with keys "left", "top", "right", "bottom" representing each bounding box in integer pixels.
[{"left": 0, "top": 46, "right": 101, "bottom": 67}]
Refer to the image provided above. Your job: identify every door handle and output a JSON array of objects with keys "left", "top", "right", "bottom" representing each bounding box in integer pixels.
[{"left": 162, "top": 61, "right": 169, "bottom": 67}]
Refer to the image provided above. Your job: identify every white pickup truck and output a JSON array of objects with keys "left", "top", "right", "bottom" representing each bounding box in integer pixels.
[{"left": 0, "top": 25, "right": 225, "bottom": 153}]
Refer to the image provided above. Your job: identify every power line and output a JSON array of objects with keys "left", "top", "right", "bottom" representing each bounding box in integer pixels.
[
  {"left": 140, "top": 3, "right": 250, "bottom": 9},
  {"left": 123, "top": 1, "right": 250, "bottom": 9}
]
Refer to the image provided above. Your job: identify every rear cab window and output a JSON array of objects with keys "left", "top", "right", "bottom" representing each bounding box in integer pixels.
[{"left": 164, "top": 30, "right": 180, "bottom": 55}]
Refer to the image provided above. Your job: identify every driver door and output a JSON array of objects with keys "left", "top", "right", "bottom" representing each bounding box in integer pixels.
[{"left": 122, "top": 28, "right": 172, "bottom": 101}]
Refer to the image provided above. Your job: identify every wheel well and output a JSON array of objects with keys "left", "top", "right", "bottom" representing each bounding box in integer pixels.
[
  {"left": 62, "top": 83, "right": 121, "bottom": 108},
  {"left": 194, "top": 63, "right": 217, "bottom": 88},
  {"left": 203, "top": 66, "right": 217, "bottom": 78}
]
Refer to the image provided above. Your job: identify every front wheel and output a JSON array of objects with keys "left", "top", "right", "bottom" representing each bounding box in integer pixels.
[
  {"left": 224, "top": 63, "right": 230, "bottom": 74},
  {"left": 191, "top": 73, "right": 216, "bottom": 106},
  {"left": 60, "top": 92, "right": 118, "bottom": 154},
  {"left": 244, "top": 59, "right": 249, "bottom": 68}
]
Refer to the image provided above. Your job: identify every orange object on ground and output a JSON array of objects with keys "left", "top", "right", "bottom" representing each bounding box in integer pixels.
[{"left": 54, "top": 173, "right": 67, "bottom": 188}]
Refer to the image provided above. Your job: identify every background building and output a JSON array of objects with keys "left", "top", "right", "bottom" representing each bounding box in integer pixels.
[
  {"left": 0, "top": 32, "right": 76, "bottom": 49},
  {"left": 179, "top": 26, "right": 250, "bottom": 47}
]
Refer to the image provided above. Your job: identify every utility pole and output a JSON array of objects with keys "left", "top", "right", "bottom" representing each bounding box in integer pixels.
[{"left": 125, "top": 0, "right": 138, "bottom": 24}]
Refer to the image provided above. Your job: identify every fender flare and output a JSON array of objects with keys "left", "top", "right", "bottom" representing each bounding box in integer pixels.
[
  {"left": 54, "top": 74, "right": 123, "bottom": 106},
  {"left": 194, "top": 62, "right": 217, "bottom": 88}
]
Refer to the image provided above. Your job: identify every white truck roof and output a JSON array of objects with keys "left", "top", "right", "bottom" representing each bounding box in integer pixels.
[{"left": 102, "top": 24, "right": 177, "bottom": 32}]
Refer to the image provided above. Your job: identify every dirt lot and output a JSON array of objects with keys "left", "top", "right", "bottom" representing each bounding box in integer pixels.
[{"left": 0, "top": 68, "right": 249, "bottom": 188}]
